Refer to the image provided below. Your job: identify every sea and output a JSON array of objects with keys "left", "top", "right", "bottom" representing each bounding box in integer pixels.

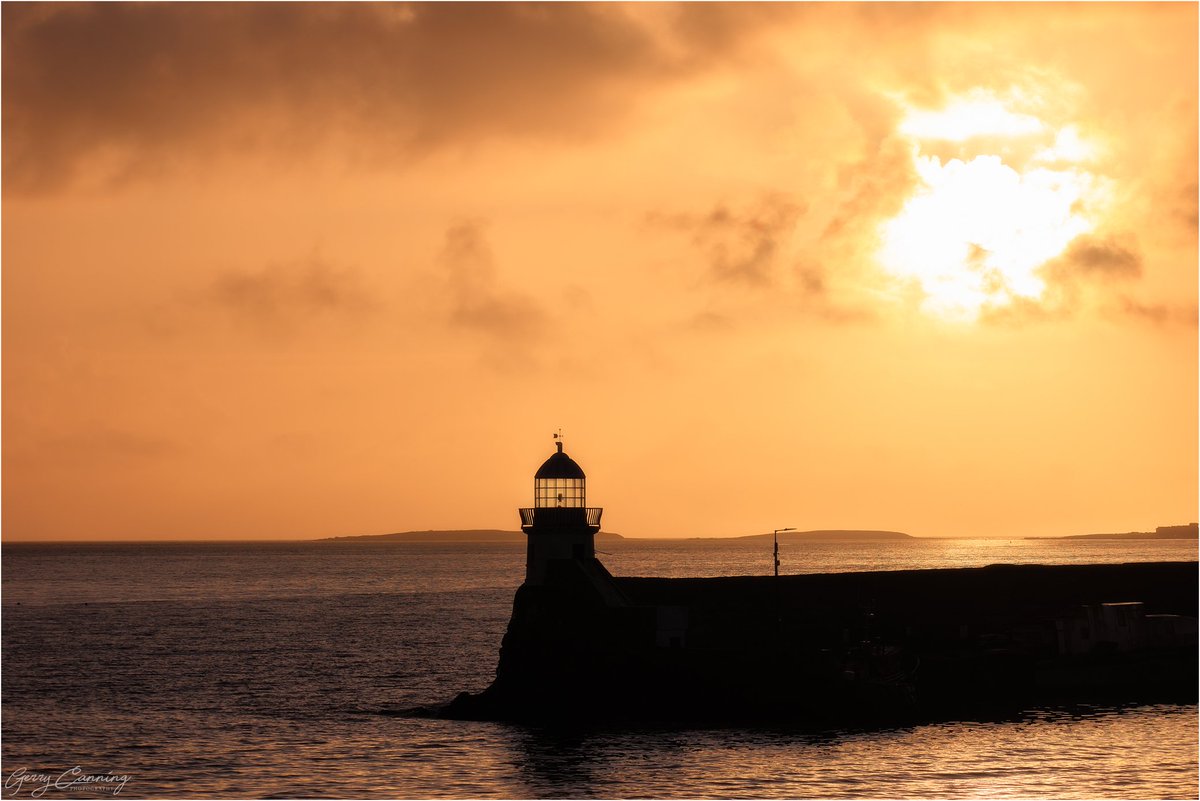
[{"left": 2, "top": 537, "right": 1197, "bottom": 799}]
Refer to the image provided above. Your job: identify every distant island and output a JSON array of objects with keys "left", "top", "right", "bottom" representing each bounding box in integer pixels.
[
  {"left": 730, "top": 529, "right": 912, "bottom": 542},
  {"left": 1029, "top": 523, "right": 1198, "bottom": 541},
  {"left": 323, "top": 529, "right": 625, "bottom": 543}
]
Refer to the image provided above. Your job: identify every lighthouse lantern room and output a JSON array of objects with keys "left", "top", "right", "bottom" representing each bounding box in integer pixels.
[{"left": 534, "top": 441, "right": 586, "bottom": 507}]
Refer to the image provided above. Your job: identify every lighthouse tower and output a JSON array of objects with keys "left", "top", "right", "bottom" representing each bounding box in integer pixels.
[{"left": 518, "top": 440, "right": 603, "bottom": 585}]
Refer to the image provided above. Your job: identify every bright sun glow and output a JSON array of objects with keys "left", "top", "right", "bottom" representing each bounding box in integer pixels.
[
  {"left": 880, "top": 93, "right": 1105, "bottom": 321},
  {"left": 899, "top": 98, "right": 1044, "bottom": 142}
]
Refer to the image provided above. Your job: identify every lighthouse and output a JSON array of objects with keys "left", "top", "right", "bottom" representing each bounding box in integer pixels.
[{"left": 518, "top": 440, "right": 603, "bottom": 585}]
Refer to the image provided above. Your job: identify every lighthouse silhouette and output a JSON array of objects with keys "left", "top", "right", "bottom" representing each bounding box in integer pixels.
[{"left": 518, "top": 438, "right": 604, "bottom": 585}]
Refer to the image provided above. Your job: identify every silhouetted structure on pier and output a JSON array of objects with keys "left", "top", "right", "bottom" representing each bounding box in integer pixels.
[{"left": 443, "top": 443, "right": 1198, "bottom": 725}]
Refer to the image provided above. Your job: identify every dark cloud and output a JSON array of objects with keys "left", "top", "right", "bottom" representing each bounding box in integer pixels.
[
  {"left": 650, "top": 195, "right": 882, "bottom": 329},
  {"left": 795, "top": 263, "right": 826, "bottom": 297},
  {"left": 978, "top": 296, "right": 1070, "bottom": 327},
  {"left": 649, "top": 193, "right": 805, "bottom": 286},
  {"left": 821, "top": 137, "right": 916, "bottom": 242},
  {"left": 987, "top": 236, "right": 1183, "bottom": 330},
  {"left": 789, "top": 261, "right": 876, "bottom": 324},
  {"left": 136, "top": 256, "right": 378, "bottom": 341},
  {"left": 1004, "top": 233, "right": 1143, "bottom": 321},
  {"left": 1049, "top": 235, "right": 1143, "bottom": 280},
  {"left": 1176, "top": 181, "right": 1199, "bottom": 230},
  {"left": 2, "top": 3, "right": 790, "bottom": 194},
  {"left": 1118, "top": 298, "right": 1199, "bottom": 327},
  {"left": 204, "top": 257, "right": 376, "bottom": 335},
  {"left": 983, "top": 234, "right": 1156, "bottom": 326},
  {"left": 438, "top": 220, "right": 546, "bottom": 341},
  {"left": 983, "top": 288, "right": 1198, "bottom": 331}
]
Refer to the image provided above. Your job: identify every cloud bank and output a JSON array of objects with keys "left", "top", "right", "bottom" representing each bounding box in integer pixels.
[{"left": 3, "top": 3, "right": 792, "bottom": 193}]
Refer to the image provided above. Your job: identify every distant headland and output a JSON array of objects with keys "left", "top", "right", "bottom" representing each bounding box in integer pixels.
[
  {"left": 1028, "top": 523, "right": 1198, "bottom": 541},
  {"left": 730, "top": 529, "right": 912, "bottom": 542}
]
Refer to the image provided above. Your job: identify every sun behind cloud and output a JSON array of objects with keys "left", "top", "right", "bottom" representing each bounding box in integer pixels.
[{"left": 878, "top": 90, "right": 1109, "bottom": 321}]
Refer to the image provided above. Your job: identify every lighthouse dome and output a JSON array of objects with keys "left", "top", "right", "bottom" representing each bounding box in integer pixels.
[{"left": 534, "top": 443, "right": 586, "bottom": 479}]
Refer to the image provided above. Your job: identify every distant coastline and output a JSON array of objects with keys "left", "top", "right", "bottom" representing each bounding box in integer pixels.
[
  {"left": 321, "top": 529, "right": 909, "bottom": 543},
  {"left": 322, "top": 524, "right": 1198, "bottom": 543},
  {"left": 1027, "top": 523, "right": 1198, "bottom": 541},
  {"left": 728, "top": 529, "right": 912, "bottom": 542}
]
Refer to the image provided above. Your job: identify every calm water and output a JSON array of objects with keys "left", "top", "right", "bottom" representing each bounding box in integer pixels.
[{"left": 2, "top": 538, "right": 1197, "bottom": 799}]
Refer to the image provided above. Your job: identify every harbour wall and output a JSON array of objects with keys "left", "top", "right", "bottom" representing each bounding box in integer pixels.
[{"left": 443, "top": 561, "right": 1197, "bottom": 725}]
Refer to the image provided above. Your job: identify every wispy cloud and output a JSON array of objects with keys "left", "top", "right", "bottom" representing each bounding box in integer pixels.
[
  {"left": 1117, "top": 297, "right": 1198, "bottom": 328},
  {"left": 204, "top": 257, "right": 377, "bottom": 335},
  {"left": 438, "top": 221, "right": 547, "bottom": 343},
  {"left": 648, "top": 193, "right": 805, "bottom": 287},
  {"left": 649, "top": 194, "right": 878, "bottom": 329},
  {"left": 138, "top": 256, "right": 378, "bottom": 341}
]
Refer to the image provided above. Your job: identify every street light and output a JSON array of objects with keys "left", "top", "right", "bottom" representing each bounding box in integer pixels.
[{"left": 773, "top": 527, "right": 795, "bottom": 577}]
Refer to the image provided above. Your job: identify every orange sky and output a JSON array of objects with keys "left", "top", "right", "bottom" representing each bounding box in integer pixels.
[{"left": 3, "top": 3, "right": 1196, "bottom": 540}]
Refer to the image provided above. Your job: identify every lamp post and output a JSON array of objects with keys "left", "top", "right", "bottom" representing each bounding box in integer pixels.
[{"left": 773, "top": 528, "right": 795, "bottom": 577}]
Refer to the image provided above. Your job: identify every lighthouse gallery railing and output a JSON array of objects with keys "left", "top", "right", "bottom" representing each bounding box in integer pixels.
[{"left": 519, "top": 507, "right": 603, "bottom": 529}]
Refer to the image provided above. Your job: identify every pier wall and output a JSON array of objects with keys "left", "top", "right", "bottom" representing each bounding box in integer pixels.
[{"left": 444, "top": 561, "right": 1197, "bottom": 724}]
